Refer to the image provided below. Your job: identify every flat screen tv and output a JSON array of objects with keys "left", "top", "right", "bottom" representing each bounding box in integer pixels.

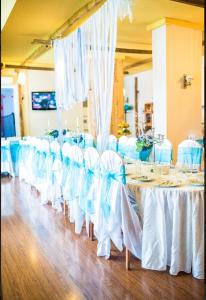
[{"left": 32, "top": 91, "right": 57, "bottom": 110}]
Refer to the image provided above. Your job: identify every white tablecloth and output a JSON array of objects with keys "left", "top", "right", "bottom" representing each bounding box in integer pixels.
[{"left": 126, "top": 165, "right": 204, "bottom": 279}]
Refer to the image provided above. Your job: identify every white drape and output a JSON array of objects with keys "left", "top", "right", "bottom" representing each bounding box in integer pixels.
[{"left": 54, "top": 0, "right": 132, "bottom": 151}]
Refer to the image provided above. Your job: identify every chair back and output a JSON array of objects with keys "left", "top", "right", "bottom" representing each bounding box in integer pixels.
[
  {"left": 107, "top": 135, "right": 118, "bottom": 152},
  {"left": 125, "top": 137, "right": 140, "bottom": 160},
  {"left": 154, "top": 139, "right": 172, "bottom": 164},
  {"left": 177, "top": 139, "right": 203, "bottom": 170},
  {"left": 84, "top": 133, "right": 94, "bottom": 148},
  {"left": 118, "top": 136, "right": 128, "bottom": 158}
]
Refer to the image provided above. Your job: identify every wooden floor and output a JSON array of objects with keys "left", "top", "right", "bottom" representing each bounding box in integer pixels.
[{"left": 1, "top": 177, "right": 204, "bottom": 300}]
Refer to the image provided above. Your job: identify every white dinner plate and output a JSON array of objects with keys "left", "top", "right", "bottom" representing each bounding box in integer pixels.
[{"left": 131, "top": 176, "right": 154, "bottom": 182}]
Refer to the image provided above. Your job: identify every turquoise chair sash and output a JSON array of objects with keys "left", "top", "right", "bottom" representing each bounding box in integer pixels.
[
  {"left": 100, "top": 165, "right": 126, "bottom": 219},
  {"left": 178, "top": 146, "right": 202, "bottom": 166},
  {"left": 155, "top": 148, "right": 172, "bottom": 164},
  {"left": 1, "top": 145, "right": 9, "bottom": 162},
  {"left": 79, "top": 167, "right": 96, "bottom": 214}
]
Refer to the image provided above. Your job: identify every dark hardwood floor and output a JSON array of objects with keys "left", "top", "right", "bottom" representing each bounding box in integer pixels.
[{"left": 1, "top": 177, "right": 204, "bottom": 300}]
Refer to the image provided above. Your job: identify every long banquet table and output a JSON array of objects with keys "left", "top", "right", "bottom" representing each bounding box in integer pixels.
[{"left": 125, "top": 163, "right": 204, "bottom": 279}]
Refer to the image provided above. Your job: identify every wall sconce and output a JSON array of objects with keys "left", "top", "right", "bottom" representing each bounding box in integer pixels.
[{"left": 183, "top": 74, "right": 193, "bottom": 88}]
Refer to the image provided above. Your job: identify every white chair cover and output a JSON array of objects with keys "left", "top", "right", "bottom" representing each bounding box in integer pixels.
[
  {"left": 63, "top": 145, "right": 84, "bottom": 233},
  {"left": 107, "top": 134, "right": 118, "bottom": 152},
  {"left": 48, "top": 140, "right": 62, "bottom": 211},
  {"left": 177, "top": 139, "right": 203, "bottom": 170},
  {"left": 18, "top": 139, "right": 31, "bottom": 181},
  {"left": 84, "top": 133, "right": 94, "bottom": 148},
  {"left": 118, "top": 135, "right": 128, "bottom": 158},
  {"left": 154, "top": 139, "right": 172, "bottom": 164},
  {"left": 125, "top": 137, "right": 140, "bottom": 160},
  {"left": 38, "top": 139, "right": 50, "bottom": 205},
  {"left": 1, "top": 139, "right": 14, "bottom": 177},
  {"left": 94, "top": 150, "right": 142, "bottom": 259},
  {"left": 80, "top": 147, "right": 100, "bottom": 234}
]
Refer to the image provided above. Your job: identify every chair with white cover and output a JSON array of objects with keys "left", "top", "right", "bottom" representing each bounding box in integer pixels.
[
  {"left": 107, "top": 134, "right": 118, "bottom": 152},
  {"left": 18, "top": 139, "right": 31, "bottom": 181},
  {"left": 37, "top": 139, "right": 50, "bottom": 204},
  {"left": 48, "top": 140, "right": 63, "bottom": 211},
  {"left": 94, "top": 150, "right": 142, "bottom": 264},
  {"left": 84, "top": 133, "right": 94, "bottom": 148},
  {"left": 118, "top": 135, "right": 128, "bottom": 158},
  {"left": 125, "top": 137, "right": 140, "bottom": 160},
  {"left": 61, "top": 142, "right": 72, "bottom": 213},
  {"left": 176, "top": 139, "right": 203, "bottom": 170},
  {"left": 80, "top": 147, "right": 100, "bottom": 238},
  {"left": 63, "top": 145, "right": 85, "bottom": 233},
  {"left": 1, "top": 139, "right": 14, "bottom": 177},
  {"left": 154, "top": 139, "right": 172, "bottom": 164}
]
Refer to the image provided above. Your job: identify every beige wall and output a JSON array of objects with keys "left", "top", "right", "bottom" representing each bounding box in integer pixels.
[
  {"left": 166, "top": 25, "right": 202, "bottom": 162},
  {"left": 21, "top": 70, "right": 84, "bottom": 136}
]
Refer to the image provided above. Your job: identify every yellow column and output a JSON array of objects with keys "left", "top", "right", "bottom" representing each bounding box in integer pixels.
[{"left": 110, "top": 58, "right": 124, "bottom": 136}]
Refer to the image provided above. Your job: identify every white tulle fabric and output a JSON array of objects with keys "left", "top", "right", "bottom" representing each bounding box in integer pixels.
[
  {"left": 94, "top": 150, "right": 142, "bottom": 259},
  {"left": 63, "top": 145, "right": 85, "bottom": 233},
  {"left": 1, "top": 139, "right": 14, "bottom": 177},
  {"left": 54, "top": 0, "right": 132, "bottom": 152}
]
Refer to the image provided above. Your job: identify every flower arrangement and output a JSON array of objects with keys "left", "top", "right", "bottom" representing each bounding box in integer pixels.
[
  {"left": 117, "top": 121, "right": 131, "bottom": 138},
  {"left": 47, "top": 129, "right": 68, "bottom": 138},
  {"left": 136, "top": 135, "right": 153, "bottom": 152}
]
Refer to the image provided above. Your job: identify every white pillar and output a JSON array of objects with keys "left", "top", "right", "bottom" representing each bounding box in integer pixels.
[{"left": 149, "top": 18, "right": 203, "bottom": 161}]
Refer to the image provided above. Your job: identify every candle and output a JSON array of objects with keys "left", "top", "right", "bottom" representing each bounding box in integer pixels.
[
  {"left": 76, "top": 117, "right": 79, "bottom": 128},
  {"left": 65, "top": 120, "right": 68, "bottom": 128},
  {"left": 47, "top": 119, "right": 50, "bottom": 129}
]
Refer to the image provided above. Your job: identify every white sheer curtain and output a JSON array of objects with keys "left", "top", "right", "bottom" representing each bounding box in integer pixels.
[{"left": 54, "top": 0, "right": 132, "bottom": 151}]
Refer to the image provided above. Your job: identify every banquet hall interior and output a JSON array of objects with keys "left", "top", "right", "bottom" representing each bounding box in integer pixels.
[{"left": 1, "top": 0, "right": 205, "bottom": 299}]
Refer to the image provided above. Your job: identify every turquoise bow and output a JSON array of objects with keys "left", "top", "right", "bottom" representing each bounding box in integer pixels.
[
  {"left": 100, "top": 165, "right": 126, "bottom": 219},
  {"left": 79, "top": 167, "right": 96, "bottom": 214}
]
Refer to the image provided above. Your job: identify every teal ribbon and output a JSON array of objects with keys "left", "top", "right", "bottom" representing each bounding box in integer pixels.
[
  {"left": 1, "top": 145, "right": 9, "bottom": 162},
  {"left": 79, "top": 167, "right": 96, "bottom": 214},
  {"left": 100, "top": 165, "right": 126, "bottom": 219},
  {"left": 64, "top": 159, "right": 85, "bottom": 201},
  {"left": 61, "top": 156, "right": 71, "bottom": 188}
]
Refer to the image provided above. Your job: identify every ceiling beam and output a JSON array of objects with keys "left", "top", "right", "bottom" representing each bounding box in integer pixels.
[
  {"left": 170, "top": 0, "right": 204, "bottom": 7},
  {"left": 21, "top": 0, "right": 106, "bottom": 66},
  {"left": 124, "top": 58, "right": 152, "bottom": 72},
  {"left": 116, "top": 48, "right": 152, "bottom": 54},
  {"left": 4, "top": 64, "right": 54, "bottom": 71}
]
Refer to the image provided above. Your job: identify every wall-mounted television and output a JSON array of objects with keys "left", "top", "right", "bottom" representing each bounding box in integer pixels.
[{"left": 32, "top": 91, "right": 57, "bottom": 110}]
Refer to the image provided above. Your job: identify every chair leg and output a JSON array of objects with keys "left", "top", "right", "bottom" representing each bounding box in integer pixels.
[
  {"left": 63, "top": 200, "right": 67, "bottom": 216},
  {"left": 126, "top": 247, "right": 130, "bottom": 270},
  {"left": 89, "top": 222, "right": 94, "bottom": 241}
]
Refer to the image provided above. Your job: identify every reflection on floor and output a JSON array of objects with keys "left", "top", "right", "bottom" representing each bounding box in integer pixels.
[{"left": 1, "top": 177, "right": 204, "bottom": 300}]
